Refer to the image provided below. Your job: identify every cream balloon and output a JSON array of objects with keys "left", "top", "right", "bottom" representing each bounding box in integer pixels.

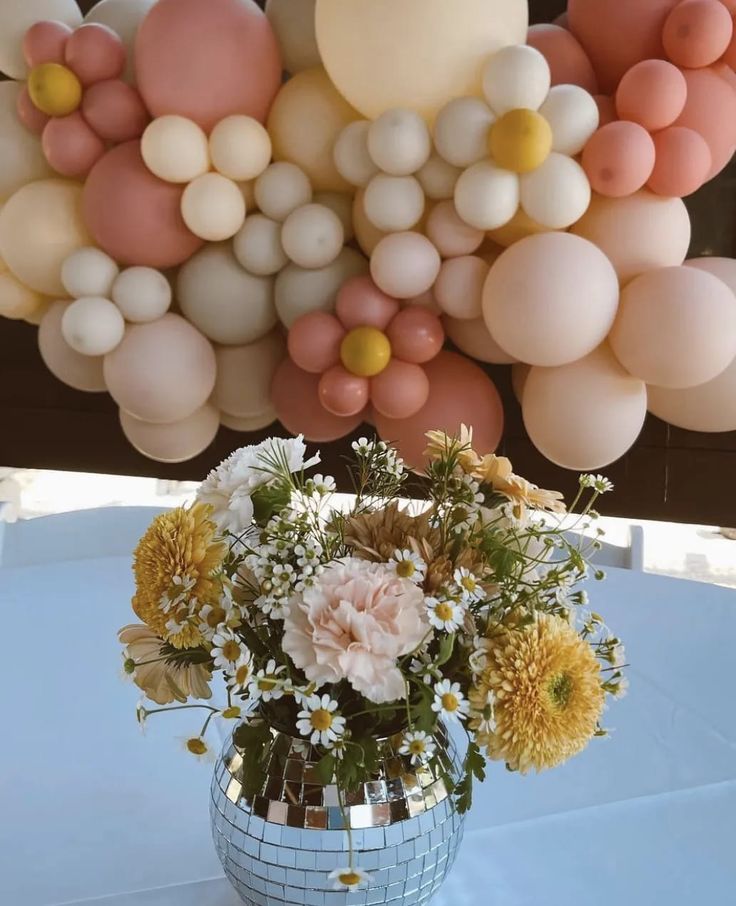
[
  {"left": 363, "top": 174, "right": 425, "bottom": 232},
  {"left": 685, "top": 256, "right": 736, "bottom": 295},
  {"left": 0, "top": 271, "right": 45, "bottom": 320},
  {"left": 280, "top": 203, "right": 344, "bottom": 269},
  {"left": 61, "top": 296, "right": 126, "bottom": 356},
  {"left": 511, "top": 362, "right": 531, "bottom": 401},
  {"left": 523, "top": 345, "right": 647, "bottom": 470},
  {"left": 275, "top": 246, "right": 368, "bottom": 327},
  {"left": 255, "top": 162, "right": 313, "bottom": 222},
  {"left": 482, "top": 45, "right": 551, "bottom": 115},
  {"left": 24, "top": 298, "right": 52, "bottom": 326},
  {"left": 315, "top": 0, "right": 528, "bottom": 121},
  {"left": 313, "top": 192, "right": 354, "bottom": 242},
  {"left": 141, "top": 116, "right": 210, "bottom": 183},
  {"left": 434, "top": 256, "right": 489, "bottom": 320},
  {"left": 177, "top": 243, "right": 276, "bottom": 345},
  {"left": 352, "top": 188, "right": 387, "bottom": 256},
  {"left": 648, "top": 357, "right": 736, "bottom": 433},
  {"left": 539, "top": 85, "right": 600, "bottom": 156},
  {"left": 433, "top": 97, "right": 495, "bottom": 168},
  {"left": 38, "top": 300, "right": 106, "bottom": 392},
  {"left": 181, "top": 173, "right": 246, "bottom": 241},
  {"left": 370, "top": 231, "right": 441, "bottom": 299},
  {"left": 213, "top": 329, "right": 286, "bottom": 418},
  {"left": 454, "top": 162, "right": 520, "bottom": 231},
  {"left": 417, "top": 155, "right": 461, "bottom": 201},
  {"left": 120, "top": 404, "right": 220, "bottom": 463},
  {"left": 209, "top": 116, "right": 272, "bottom": 182},
  {"left": 0, "top": 82, "right": 53, "bottom": 202},
  {"left": 61, "top": 247, "right": 119, "bottom": 299},
  {"left": 367, "top": 109, "right": 431, "bottom": 176},
  {"left": 84, "top": 0, "right": 157, "bottom": 84},
  {"left": 265, "top": 0, "right": 320, "bottom": 74},
  {"left": 425, "top": 201, "right": 484, "bottom": 258},
  {"left": 444, "top": 314, "right": 517, "bottom": 364},
  {"left": 112, "top": 266, "right": 172, "bottom": 323},
  {"left": 520, "top": 153, "right": 591, "bottom": 229},
  {"left": 0, "top": 0, "right": 82, "bottom": 79},
  {"left": 233, "top": 214, "right": 288, "bottom": 276},
  {"left": 333, "top": 121, "right": 379, "bottom": 188},
  {"left": 220, "top": 407, "right": 278, "bottom": 432},
  {"left": 0, "top": 179, "right": 91, "bottom": 296}
]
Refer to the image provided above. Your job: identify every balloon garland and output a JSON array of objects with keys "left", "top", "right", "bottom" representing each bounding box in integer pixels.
[{"left": 1, "top": 0, "right": 736, "bottom": 469}]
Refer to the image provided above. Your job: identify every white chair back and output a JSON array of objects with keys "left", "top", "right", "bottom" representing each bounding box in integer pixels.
[{"left": 566, "top": 524, "right": 645, "bottom": 571}]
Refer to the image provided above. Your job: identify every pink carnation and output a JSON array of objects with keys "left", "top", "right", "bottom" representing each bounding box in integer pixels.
[{"left": 283, "top": 558, "right": 429, "bottom": 704}]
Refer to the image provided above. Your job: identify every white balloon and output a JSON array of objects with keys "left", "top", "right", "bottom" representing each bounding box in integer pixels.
[
  {"left": 61, "top": 296, "right": 126, "bottom": 356},
  {"left": 209, "top": 115, "right": 272, "bottom": 182},
  {"left": 112, "top": 267, "right": 172, "bottom": 323},
  {"left": 141, "top": 116, "right": 210, "bottom": 184},
  {"left": 433, "top": 97, "right": 495, "bottom": 168},
  {"left": 84, "top": 0, "right": 156, "bottom": 84},
  {"left": 177, "top": 244, "right": 277, "bottom": 345},
  {"left": 120, "top": 404, "right": 220, "bottom": 464},
  {"left": 313, "top": 191, "right": 354, "bottom": 242},
  {"left": 220, "top": 407, "right": 278, "bottom": 432},
  {"left": 233, "top": 214, "right": 288, "bottom": 276},
  {"left": 181, "top": 173, "right": 247, "bottom": 242},
  {"left": 275, "top": 246, "right": 368, "bottom": 327},
  {"left": 333, "top": 121, "right": 378, "bottom": 187},
  {"left": 539, "top": 84, "right": 599, "bottom": 156},
  {"left": 416, "top": 155, "right": 461, "bottom": 200},
  {"left": 367, "top": 108, "right": 431, "bottom": 176},
  {"left": 454, "top": 161, "right": 520, "bottom": 230},
  {"left": 281, "top": 203, "right": 344, "bottom": 269},
  {"left": 363, "top": 174, "right": 425, "bottom": 232},
  {"left": 61, "top": 247, "right": 119, "bottom": 299},
  {"left": 0, "top": 82, "right": 53, "bottom": 202},
  {"left": 520, "top": 154, "right": 591, "bottom": 229},
  {"left": 255, "top": 162, "right": 313, "bottom": 221},
  {"left": 483, "top": 45, "right": 551, "bottom": 115},
  {"left": 370, "top": 231, "right": 441, "bottom": 299},
  {"left": 214, "top": 330, "right": 286, "bottom": 418},
  {"left": 265, "top": 0, "right": 320, "bottom": 74},
  {"left": 0, "top": 0, "right": 82, "bottom": 79}
]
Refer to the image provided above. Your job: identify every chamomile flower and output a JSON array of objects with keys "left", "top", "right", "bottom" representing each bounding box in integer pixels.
[
  {"left": 249, "top": 659, "right": 287, "bottom": 702},
  {"left": 432, "top": 679, "right": 470, "bottom": 723},
  {"left": 328, "top": 866, "right": 371, "bottom": 891},
  {"left": 197, "top": 603, "right": 228, "bottom": 640},
  {"left": 135, "top": 700, "right": 148, "bottom": 733},
  {"left": 211, "top": 629, "right": 247, "bottom": 671},
  {"left": 351, "top": 437, "right": 372, "bottom": 456},
  {"left": 399, "top": 730, "right": 437, "bottom": 766},
  {"left": 391, "top": 549, "right": 427, "bottom": 583},
  {"left": 613, "top": 676, "right": 629, "bottom": 699},
  {"left": 410, "top": 653, "right": 436, "bottom": 685},
  {"left": 296, "top": 694, "right": 346, "bottom": 748},
  {"left": 426, "top": 596, "right": 465, "bottom": 632},
  {"left": 182, "top": 736, "right": 212, "bottom": 761},
  {"left": 227, "top": 652, "right": 254, "bottom": 694},
  {"left": 257, "top": 594, "right": 290, "bottom": 621},
  {"left": 307, "top": 474, "right": 336, "bottom": 495},
  {"left": 611, "top": 643, "right": 626, "bottom": 667},
  {"left": 580, "top": 474, "right": 614, "bottom": 493},
  {"left": 295, "top": 541, "right": 323, "bottom": 568},
  {"left": 220, "top": 706, "right": 242, "bottom": 720},
  {"left": 454, "top": 567, "right": 484, "bottom": 603},
  {"left": 158, "top": 573, "right": 196, "bottom": 613}
]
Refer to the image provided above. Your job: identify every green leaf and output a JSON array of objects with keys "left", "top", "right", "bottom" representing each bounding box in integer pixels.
[
  {"left": 234, "top": 719, "right": 272, "bottom": 801},
  {"left": 251, "top": 483, "right": 291, "bottom": 525},
  {"left": 454, "top": 742, "right": 487, "bottom": 814},
  {"left": 435, "top": 633, "right": 456, "bottom": 667},
  {"left": 314, "top": 753, "right": 336, "bottom": 784}
]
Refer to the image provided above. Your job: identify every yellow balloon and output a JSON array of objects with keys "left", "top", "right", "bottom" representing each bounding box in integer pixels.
[
  {"left": 487, "top": 207, "right": 552, "bottom": 248},
  {"left": 28, "top": 63, "right": 82, "bottom": 117},
  {"left": 340, "top": 326, "right": 391, "bottom": 377},
  {"left": 489, "top": 109, "right": 552, "bottom": 174},
  {"left": 0, "top": 179, "right": 92, "bottom": 296},
  {"left": 268, "top": 67, "right": 360, "bottom": 192},
  {"left": 315, "top": 0, "right": 528, "bottom": 121}
]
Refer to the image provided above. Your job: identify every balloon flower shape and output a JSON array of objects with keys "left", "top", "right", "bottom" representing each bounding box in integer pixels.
[
  {"left": 287, "top": 275, "right": 445, "bottom": 419},
  {"left": 18, "top": 20, "right": 149, "bottom": 178},
  {"left": 433, "top": 45, "right": 598, "bottom": 232}
]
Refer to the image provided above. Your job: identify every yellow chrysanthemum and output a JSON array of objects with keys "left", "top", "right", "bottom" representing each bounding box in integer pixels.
[
  {"left": 474, "top": 614, "right": 604, "bottom": 774},
  {"left": 132, "top": 503, "right": 226, "bottom": 649}
]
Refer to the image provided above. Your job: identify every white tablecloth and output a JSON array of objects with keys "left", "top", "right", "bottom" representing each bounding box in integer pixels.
[{"left": 1, "top": 557, "right": 734, "bottom": 906}]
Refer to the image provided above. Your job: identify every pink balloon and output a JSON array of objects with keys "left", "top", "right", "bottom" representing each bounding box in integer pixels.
[
  {"left": 272, "top": 358, "right": 365, "bottom": 442},
  {"left": 38, "top": 301, "right": 106, "bottom": 393},
  {"left": 674, "top": 65, "right": 736, "bottom": 179},
  {"left": 615, "top": 60, "right": 688, "bottom": 131},
  {"left": 371, "top": 359, "right": 430, "bottom": 419},
  {"left": 662, "top": 0, "right": 733, "bottom": 69},
  {"left": 135, "top": 0, "right": 282, "bottom": 131},
  {"left": 527, "top": 24, "right": 599, "bottom": 93},
  {"left": 386, "top": 306, "right": 445, "bottom": 364},
  {"left": 425, "top": 201, "right": 484, "bottom": 258},
  {"left": 287, "top": 311, "right": 345, "bottom": 374},
  {"left": 65, "top": 23, "right": 126, "bottom": 86},
  {"left": 82, "top": 80, "right": 149, "bottom": 142},
  {"left": 83, "top": 141, "right": 203, "bottom": 268},
  {"left": 318, "top": 365, "right": 369, "bottom": 417},
  {"left": 648, "top": 126, "right": 712, "bottom": 196},
  {"left": 434, "top": 256, "right": 489, "bottom": 320},
  {"left": 582, "top": 121, "right": 656, "bottom": 197},
  {"left": 16, "top": 85, "right": 50, "bottom": 135},
  {"left": 42, "top": 112, "right": 106, "bottom": 178},
  {"left": 374, "top": 351, "right": 504, "bottom": 472},
  {"left": 336, "top": 275, "right": 399, "bottom": 331},
  {"left": 23, "top": 20, "right": 72, "bottom": 67},
  {"left": 594, "top": 94, "right": 617, "bottom": 127}
]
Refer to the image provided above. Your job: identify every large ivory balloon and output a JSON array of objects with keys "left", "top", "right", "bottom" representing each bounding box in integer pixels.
[
  {"left": 104, "top": 313, "right": 216, "bottom": 423},
  {"left": 648, "top": 357, "right": 736, "bottom": 433},
  {"left": 275, "top": 247, "right": 368, "bottom": 327},
  {"left": 213, "top": 330, "right": 286, "bottom": 418},
  {"left": 443, "top": 315, "right": 517, "bottom": 365},
  {"left": 571, "top": 191, "right": 691, "bottom": 284},
  {"left": 523, "top": 345, "right": 648, "bottom": 470},
  {"left": 482, "top": 233, "right": 619, "bottom": 367},
  {"left": 265, "top": 0, "right": 320, "bottom": 74},
  {"left": 0, "top": 180, "right": 91, "bottom": 296},
  {"left": 0, "top": 83, "right": 53, "bottom": 202},
  {"left": 177, "top": 244, "right": 277, "bottom": 345},
  {"left": 0, "top": 0, "right": 82, "bottom": 79},
  {"left": 268, "top": 67, "right": 359, "bottom": 192},
  {"left": 38, "top": 300, "right": 106, "bottom": 392},
  {"left": 120, "top": 404, "right": 220, "bottom": 463},
  {"left": 0, "top": 271, "right": 46, "bottom": 320},
  {"left": 315, "top": 0, "right": 528, "bottom": 121},
  {"left": 84, "top": 0, "right": 157, "bottom": 83}
]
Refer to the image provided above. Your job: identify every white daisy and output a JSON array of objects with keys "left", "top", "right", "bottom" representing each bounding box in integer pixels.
[
  {"left": 391, "top": 549, "right": 427, "bottom": 583},
  {"left": 158, "top": 573, "right": 196, "bottom": 613},
  {"left": 399, "top": 730, "right": 437, "bottom": 766},
  {"left": 328, "top": 866, "right": 371, "bottom": 891},
  {"left": 220, "top": 706, "right": 242, "bottom": 720},
  {"left": 248, "top": 659, "right": 287, "bottom": 702},
  {"left": 296, "top": 694, "right": 346, "bottom": 748},
  {"left": 181, "top": 736, "right": 213, "bottom": 762},
  {"left": 197, "top": 603, "right": 229, "bottom": 640},
  {"left": 469, "top": 689, "right": 496, "bottom": 735},
  {"left": 580, "top": 473, "right": 614, "bottom": 493},
  {"left": 410, "top": 654, "right": 436, "bottom": 685},
  {"left": 431, "top": 679, "right": 470, "bottom": 723},
  {"left": 227, "top": 652, "right": 255, "bottom": 694},
  {"left": 426, "top": 596, "right": 465, "bottom": 632},
  {"left": 211, "top": 629, "right": 247, "bottom": 671},
  {"left": 454, "top": 567, "right": 484, "bottom": 603}
]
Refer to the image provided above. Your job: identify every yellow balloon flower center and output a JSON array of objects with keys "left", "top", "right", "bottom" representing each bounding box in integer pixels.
[
  {"left": 28, "top": 62, "right": 83, "bottom": 117},
  {"left": 489, "top": 108, "right": 553, "bottom": 174},
  {"left": 340, "top": 326, "right": 391, "bottom": 377}
]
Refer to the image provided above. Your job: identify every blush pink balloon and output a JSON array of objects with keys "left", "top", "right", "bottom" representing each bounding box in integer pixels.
[
  {"left": 434, "top": 256, "right": 489, "bottom": 320},
  {"left": 287, "top": 311, "right": 345, "bottom": 374},
  {"left": 336, "top": 275, "right": 400, "bottom": 330},
  {"left": 425, "top": 201, "right": 484, "bottom": 258},
  {"left": 648, "top": 126, "right": 712, "bottom": 196},
  {"left": 674, "top": 65, "right": 736, "bottom": 179},
  {"left": 272, "top": 358, "right": 366, "bottom": 442},
  {"left": 374, "top": 351, "right": 504, "bottom": 471},
  {"left": 582, "top": 121, "right": 656, "bottom": 197},
  {"left": 65, "top": 23, "right": 126, "bottom": 86},
  {"left": 135, "top": 0, "right": 282, "bottom": 131},
  {"left": 16, "top": 85, "right": 50, "bottom": 135},
  {"left": 82, "top": 80, "right": 149, "bottom": 142},
  {"left": 386, "top": 306, "right": 445, "bottom": 364},
  {"left": 23, "top": 20, "right": 73, "bottom": 67},
  {"left": 318, "top": 365, "right": 369, "bottom": 417},
  {"left": 38, "top": 301, "right": 106, "bottom": 393},
  {"left": 83, "top": 141, "right": 204, "bottom": 268},
  {"left": 615, "top": 60, "right": 688, "bottom": 131},
  {"left": 42, "top": 112, "right": 106, "bottom": 178},
  {"left": 662, "top": 0, "right": 733, "bottom": 68},
  {"left": 371, "top": 359, "right": 430, "bottom": 419},
  {"left": 527, "top": 24, "right": 599, "bottom": 93}
]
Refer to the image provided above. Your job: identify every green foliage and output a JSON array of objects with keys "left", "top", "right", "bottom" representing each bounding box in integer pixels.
[
  {"left": 233, "top": 719, "right": 272, "bottom": 801},
  {"left": 454, "top": 742, "right": 487, "bottom": 815}
]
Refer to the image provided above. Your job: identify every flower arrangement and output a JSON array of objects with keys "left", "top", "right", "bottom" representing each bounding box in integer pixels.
[{"left": 120, "top": 428, "right": 626, "bottom": 890}]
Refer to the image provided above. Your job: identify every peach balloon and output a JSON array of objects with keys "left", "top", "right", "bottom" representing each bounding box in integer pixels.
[
  {"left": 523, "top": 345, "right": 647, "bottom": 470},
  {"left": 425, "top": 201, "right": 484, "bottom": 258},
  {"left": 615, "top": 60, "right": 687, "bottom": 131},
  {"left": 444, "top": 314, "right": 518, "bottom": 365},
  {"left": 120, "top": 404, "right": 220, "bottom": 463},
  {"left": 571, "top": 190, "right": 691, "bottom": 284},
  {"left": 287, "top": 310, "right": 345, "bottom": 373},
  {"left": 65, "top": 23, "right": 126, "bottom": 85},
  {"left": 648, "top": 127, "right": 712, "bottom": 196},
  {"left": 38, "top": 300, "right": 106, "bottom": 392},
  {"left": 371, "top": 359, "right": 430, "bottom": 419},
  {"left": 609, "top": 266, "right": 736, "bottom": 389},
  {"left": 511, "top": 362, "right": 531, "bottom": 402},
  {"left": 673, "top": 66, "right": 736, "bottom": 179},
  {"left": 370, "top": 232, "right": 441, "bottom": 299},
  {"left": 318, "top": 365, "right": 370, "bottom": 417},
  {"left": 104, "top": 313, "right": 217, "bottom": 423},
  {"left": 648, "top": 356, "right": 736, "bottom": 432},
  {"left": 434, "top": 256, "right": 489, "bottom": 320},
  {"left": 24, "top": 20, "right": 73, "bottom": 67},
  {"left": 527, "top": 24, "right": 598, "bottom": 92},
  {"left": 213, "top": 329, "right": 286, "bottom": 418},
  {"left": 487, "top": 208, "right": 551, "bottom": 248},
  {"left": 482, "top": 233, "right": 619, "bottom": 367},
  {"left": 336, "top": 276, "right": 399, "bottom": 331},
  {"left": 582, "top": 121, "right": 656, "bottom": 197},
  {"left": 386, "top": 306, "right": 444, "bottom": 364},
  {"left": 42, "top": 112, "right": 106, "bottom": 178},
  {"left": 662, "top": 0, "right": 733, "bottom": 68},
  {"left": 373, "top": 350, "right": 504, "bottom": 471},
  {"left": 82, "top": 80, "right": 149, "bottom": 143},
  {"left": 15, "top": 84, "right": 50, "bottom": 135}
]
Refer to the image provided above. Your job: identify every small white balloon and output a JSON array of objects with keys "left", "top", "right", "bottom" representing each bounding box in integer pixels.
[
  {"left": 141, "top": 115, "right": 210, "bottom": 183},
  {"left": 454, "top": 161, "right": 520, "bottom": 230},
  {"left": 112, "top": 267, "right": 172, "bottom": 323},
  {"left": 233, "top": 213, "right": 288, "bottom": 276},
  {"left": 417, "top": 154, "right": 462, "bottom": 200},
  {"left": 333, "top": 120, "right": 379, "bottom": 187},
  {"left": 363, "top": 174, "right": 425, "bottom": 232},
  {"left": 255, "top": 161, "right": 313, "bottom": 221},
  {"left": 281, "top": 203, "right": 345, "bottom": 269},
  {"left": 367, "top": 108, "right": 432, "bottom": 176},
  {"left": 313, "top": 192, "right": 355, "bottom": 242},
  {"left": 539, "top": 84, "right": 600, "bottom": 156},
  {"left": 61, "top": 247, "right": 120, "bottom": 299},
  {"left": 483, "top": 45, "right": 551, "bottom": 115},
  {"left": 209, "top": 115, "right": 272, "bottom": 182},
  {"left": 61, "top": 296, "right": 126, "bottom": 356},
  {"left": 433, "top": 97, "right": 495, "bottom": 168},
  {"left": 181, "top": 173, "right": 247, "bottom": 241},
  {"left": 275, "top": 246, "right": 368, "bottom": 327},
  {"left": 370, "top": 231, "right": 441, "bottom": 299},
  {"left": 520, "top": 154, "right": 592, "bottom": 230}
]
